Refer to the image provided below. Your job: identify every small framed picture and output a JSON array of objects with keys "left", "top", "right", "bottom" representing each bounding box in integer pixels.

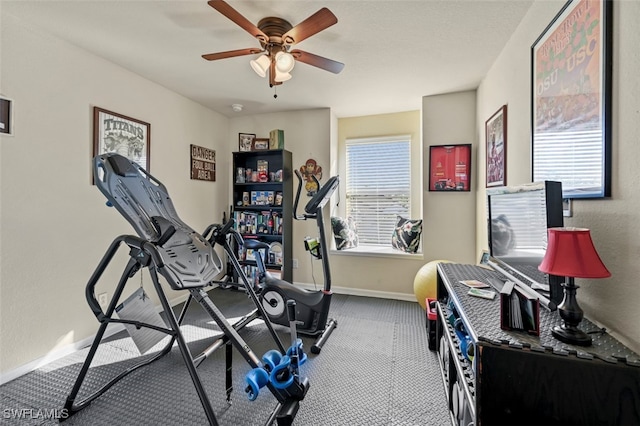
[
  {"left": 253, "top": 138, "right": 270, "bottom": 151},
  {"left": 479, "top": 250, "right": 490, "bottom": 265},
  {"left": 239, "top": 133, "right": 255, "bottom": 152},
  {"left": 478, "top": 250, "right": 494, "bottom": 270},
  {"left": 428, "top": 144, "right": 472, "bottom": 191},
  {"left": 486, "top": 105, "right": 507, "bottom": 187}
]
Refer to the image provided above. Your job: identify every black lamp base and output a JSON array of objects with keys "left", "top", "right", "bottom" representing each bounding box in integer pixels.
[
  {"left": 552, "top": 324, "right": 592, "bottom": 346},
  {"left": 553, "top": 278, "right": 592, "bottom": 347}
]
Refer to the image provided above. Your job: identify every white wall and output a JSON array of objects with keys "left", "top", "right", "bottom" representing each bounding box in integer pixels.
[
  {"left": 423, "top": 91, "right": 478, "bottom": 265},
  {"left": 0, "top": 13, "right": 229, "bottom": 375},
  {"left": 476, "top": 0, "right": 640, "bottom": 353}
]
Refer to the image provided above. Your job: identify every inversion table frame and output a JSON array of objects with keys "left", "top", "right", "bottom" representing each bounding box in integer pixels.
[{"left": 62, "top": 153, "right": 308, "bottom": 426}]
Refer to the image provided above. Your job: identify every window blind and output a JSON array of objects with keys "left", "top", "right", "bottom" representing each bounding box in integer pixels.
[{"left": 345, "top": 137, "right": 411, "bottom": 245}]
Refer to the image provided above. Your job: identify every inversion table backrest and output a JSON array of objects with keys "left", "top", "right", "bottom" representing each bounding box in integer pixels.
[{"left": 93, "top": 153, "right": 222, "bottom": 289}]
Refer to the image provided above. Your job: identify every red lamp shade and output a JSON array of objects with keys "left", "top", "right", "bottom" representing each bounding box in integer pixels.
[{"left": 539, "top": 227, "right": 611, "bottom": 278}]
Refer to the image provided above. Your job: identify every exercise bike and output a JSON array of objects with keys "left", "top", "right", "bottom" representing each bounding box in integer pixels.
[{"left": 245, "top": 170, "right": 338, "bottom": 354}]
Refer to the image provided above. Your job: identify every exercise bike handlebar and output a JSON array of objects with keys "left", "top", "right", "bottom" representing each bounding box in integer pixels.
[{"left": 294, "top": 170, "right": 337, "bottom": 219}]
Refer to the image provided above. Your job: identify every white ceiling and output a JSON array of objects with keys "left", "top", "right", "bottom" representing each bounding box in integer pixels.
[{"left": 2, "top": 0, "right": 533, "bottom": 118}]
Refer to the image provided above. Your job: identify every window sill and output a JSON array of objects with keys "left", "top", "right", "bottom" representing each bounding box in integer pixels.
[{"left": 330, "top": 245, "right": 423, "bottom": 260}]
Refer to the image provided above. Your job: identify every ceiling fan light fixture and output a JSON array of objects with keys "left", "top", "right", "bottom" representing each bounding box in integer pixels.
[
  {"left": 274, "top": 70, "right": 292, "bottom": 82},
  {"left": 250, "top": 54, "right": 270, "bottom": 78},
  {"left": 275, "top": 51, "right": 295, "bottom": 73}
]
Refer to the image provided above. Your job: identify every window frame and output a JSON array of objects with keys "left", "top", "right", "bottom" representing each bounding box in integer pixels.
[{"left": 343, "top": 135, "right": 416, "bottom": 251}]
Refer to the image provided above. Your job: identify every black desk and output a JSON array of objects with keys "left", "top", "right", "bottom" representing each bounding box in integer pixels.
[{"left": 430, "top": 262, "right": 640, "bottom": 426}]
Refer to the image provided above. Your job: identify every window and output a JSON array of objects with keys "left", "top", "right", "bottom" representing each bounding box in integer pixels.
[{"left": 345, "top": 136, "right": 411, "bottom": 246}]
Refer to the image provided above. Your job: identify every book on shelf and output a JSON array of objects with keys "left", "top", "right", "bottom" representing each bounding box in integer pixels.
[{"left": 233, "top": 211, "right": 283, "bottom": 235}]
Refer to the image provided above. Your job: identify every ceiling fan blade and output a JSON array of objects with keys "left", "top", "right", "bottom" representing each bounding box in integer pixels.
[
  {"left": 202, "top": 48, "right": 262, "bottom": 61},
  {"left": 282, "top": 8, "right": 337, "bottom": 46},
  {"left": 290, "top": 49, "right": 344, "bottom": 74},
  {"left": 208, "top": 0, "right": 268, "bottom": 43}
]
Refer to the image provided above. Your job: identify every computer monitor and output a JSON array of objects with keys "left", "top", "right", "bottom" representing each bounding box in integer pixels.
[{"left": 487, "top": 181, "right": 565, "bottom": 304}]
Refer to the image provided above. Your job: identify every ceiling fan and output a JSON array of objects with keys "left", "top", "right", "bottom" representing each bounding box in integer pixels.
[{"left": 202, "top": 0, "right": 344, "bottom": 88}]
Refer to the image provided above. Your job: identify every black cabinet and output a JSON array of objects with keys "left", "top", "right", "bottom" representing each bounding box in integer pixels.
[
  {"left": 231, "top": 150, "right": 293, "bottom": 284},
  {"left": 430, "top": 262, "right": 640, "bottom": 426}
]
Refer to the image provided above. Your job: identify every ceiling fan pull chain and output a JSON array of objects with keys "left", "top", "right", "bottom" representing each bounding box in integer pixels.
[{"left": 273, "top": 86, "right": 278, "bottom": 99}]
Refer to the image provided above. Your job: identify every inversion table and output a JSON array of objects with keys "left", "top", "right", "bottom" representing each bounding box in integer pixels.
[{"left": 62, "top": 153, "right": 309, "bottom": 425}]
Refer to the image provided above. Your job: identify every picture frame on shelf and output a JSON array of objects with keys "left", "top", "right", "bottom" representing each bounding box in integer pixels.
[
  {"left": 531, "top": 0, "right": 612, "bottom": 199},
  {"left": 239, "top": 133, "right": 255, "bottom": 152},
  {"left": 477, "top": 250, "right": 493, "bottom": 270},
  {"left": 485, "top": 105, "right": 507, "bottom": 188},
  {"left": 428, "top": 144, "right": 471, "bottom": 192},
  {"left": 93, "top": 106, "right": 150, "bottom": 178},
  {"left": 253, "top": 138, "right": 270, "bottom": 151}
]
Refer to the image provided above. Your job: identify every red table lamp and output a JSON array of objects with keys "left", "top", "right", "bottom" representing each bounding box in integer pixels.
[{"left": 538, "top": 227, "right": 611, "bottom": 346}]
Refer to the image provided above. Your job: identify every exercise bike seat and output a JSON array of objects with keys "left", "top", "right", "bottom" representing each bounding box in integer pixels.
[{"left": 93, "top": 153, "right": 222, "bottom": 290}]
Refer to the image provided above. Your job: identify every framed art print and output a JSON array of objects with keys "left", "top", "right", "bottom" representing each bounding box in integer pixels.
[
  {"left": 428, "top": 144, "right": 471, "bottom": 191},
  {"left": 531, "top": 0, "right": 612, "bottom": 198},
  {"left": 93, "top": 106, "right": 150, "bottom": 172},
  {"left": 486, "top": 105, "right": 507, "bottom": 187}
]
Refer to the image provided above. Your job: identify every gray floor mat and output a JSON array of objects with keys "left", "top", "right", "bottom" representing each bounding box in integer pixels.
[{"left": 0, "top": 289, "right": 449, "bottom": 425}]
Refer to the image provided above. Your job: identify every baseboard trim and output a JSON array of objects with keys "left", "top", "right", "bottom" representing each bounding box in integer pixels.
[{"left": 292, "top": 282, "right": 417, "bottom": 303}]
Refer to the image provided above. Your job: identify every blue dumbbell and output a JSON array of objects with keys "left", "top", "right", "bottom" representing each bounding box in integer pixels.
[
  {"left": 269, "top": 355, "right": 294, "bottom": 389},
  {"left": 245, "top": 368, "right": 269, "bottom": 401},
  {"left": 262, "top": 349, "right": 284, "bottom": 372}
]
